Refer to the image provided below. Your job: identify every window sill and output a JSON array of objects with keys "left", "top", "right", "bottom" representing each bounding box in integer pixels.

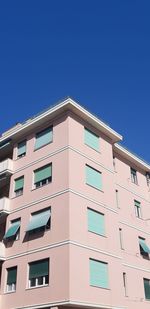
[
  {"left": 34, "top": 141, "right": 52, "bottom": 152},
  {"left": 86, "top": 183, "right": 104, "bottom": 193},
  {"left": 131, "top": 181, "right": 139, "bottom": 186},
  {"left": 88, "top": 230, "right": 106, "bottom": 238},
  {"left": 26, "top": 284, "right": 49, "bottom": 290},
  {"left": 11, "top": 194, "right": 23, "bottom": 199},
  {"left": 15, "top": 154, "right": 26, "bottom": 160},
  {"left": 90, "top": 284, "right": 110, "bottom": 290},
  {"left": 85, "top": 143, "right": 101, "bottom": 154},
  {"left": 4, "top": 290, "right": 16, "bottom": 294},
  {"left": 31, "top": 182, "right": 51, "bottom": 191}
]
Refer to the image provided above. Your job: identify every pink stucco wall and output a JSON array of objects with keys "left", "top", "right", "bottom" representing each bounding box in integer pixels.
[{"left": 0, "top": 110, "right": 150, "bottom": 309}]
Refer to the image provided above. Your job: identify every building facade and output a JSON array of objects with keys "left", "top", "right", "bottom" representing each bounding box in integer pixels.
[{"left": 0, "top": 98, "right": 150, "bottom": 309}]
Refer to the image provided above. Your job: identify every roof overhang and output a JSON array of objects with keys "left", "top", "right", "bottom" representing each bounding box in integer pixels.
[
  {"left": 0, "top": 98, "right": 122, "bottom": 144},
  {"left": 114, "top": 143, "right": 150, "bottom": 172}
]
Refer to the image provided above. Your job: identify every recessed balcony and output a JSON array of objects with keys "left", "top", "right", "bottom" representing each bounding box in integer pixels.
[
  {"left": 0, "top": 197, "right": 10, "bottom": 216},
  {"left": 0, "top": 159, "right": 13, "bottom": 177}
]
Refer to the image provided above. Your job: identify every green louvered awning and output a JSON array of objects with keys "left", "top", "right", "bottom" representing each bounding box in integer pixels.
[
  {"left": 29, "top": 259, "right": 49, "bottom": 279},
  {"left": 4, "top": 220, "right": 21, "bottom": 239},
  {"left": 34, "top": 165, "right": 52, "bottom": 184},
  {"left": 26, "top": 209, "right": 50, "bottom": 232},
  {"left": 139, "top": 238, "right": 150, "bottom": 253},
  {"left": 7, "top": 267, "right": 17, "bottom": 284}
]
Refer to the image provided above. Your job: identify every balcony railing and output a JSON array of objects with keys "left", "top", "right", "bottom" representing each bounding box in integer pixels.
[
  {"left": 0, "top": 197, "right": 10, "bottom": 215},
  {"left": 0, "top": 159, "right": 13, "bottom": 176},
  {"left": 0, "top": 243, "right": 5, "bottom": 260}
]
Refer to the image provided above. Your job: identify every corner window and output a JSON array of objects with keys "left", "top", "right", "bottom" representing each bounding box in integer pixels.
[
  {"left": 29, "top": 259, "right": 49, "bottom": 288},
  {"left": 17, "top": 140, "right": 26, "bottom": 158},
  {"left": 14, "top": 176, "right": 24, "bottom": 196},
  {"left": 34, "top": 164, "right": 52, "bottom": 189},
  {"left": 134, "top": 200, "right": 142, "bottom": 218},
  {"left": 144, "top": 278, "right": 150, "bottom": 300},
  {"left": 35, "top": 127, "right": 53, "bottom": 150},
  {"left": 84, "top": 127, "right": 99, "bottom": 151},
  {"left": 4, "top": 219, "right": 21, "bottom": 241},
  {"left": 130, "top": 168, "right": 138, "bottom": 184},
  {"left": 86, "top": 165, "right": 102, "bottom": 190},
  {"left": 139, "top": 237, "right": 150, "bottom": 259},
  {"left": 26, "top": 208, "right": 51, "bottom": 233},
  {"left": 6, "top": 267, "right": 17, "bottom": 292}
]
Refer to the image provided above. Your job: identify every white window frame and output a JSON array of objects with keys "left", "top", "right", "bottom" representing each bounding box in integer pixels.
[
  {"left": 7, "top": 283, "right": 16, "bottom": 292},
  {"left": 29, "top": 275, "right": 48, "bottom": 288}
]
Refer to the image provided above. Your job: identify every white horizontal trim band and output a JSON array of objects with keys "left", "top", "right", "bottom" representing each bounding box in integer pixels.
[
  {"left": 116, "top": 183, "right": 150, "bottom": 203},
  {"left": 123, "top": 262, "right": 150, "bottom": 273},
  {"left": 6, "top": 240, "right": 122, "bottom": 261},
  {"left": 10, "top": 188, "right": 117, "bottom": 215},
  {"left": 15, "top": 299, "right": 126, "bottom": 309},
  {"left": 119, "top": 220, "right": 150, "bottom": 236},
  {"left": 15, "top": 145, "right": 114, "bottom": 175}
]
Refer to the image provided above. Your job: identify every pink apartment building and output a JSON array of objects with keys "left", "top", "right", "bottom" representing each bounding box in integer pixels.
[{"left": 0, "top": 97, "right": 150, "bottom": 309}]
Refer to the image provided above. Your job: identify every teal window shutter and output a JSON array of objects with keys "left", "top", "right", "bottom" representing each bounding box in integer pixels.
[
  {"left": 4, "top": 220, "right": 21, "bottom": 239},
  {"left": 86, "top": 165, "right": 102, "bottom": 190},
  {"left": 14, "top": 177, "right": 24, "bottom": 191},
  {"left": 144, "top": 279, "right": 150, "bottom": 300},
  {"left": 84, "top": 128, "right": 99, "bottom": 151},
  {"left": 7, "top": 267, "right": 17, "bottom": 284},
  {"left": 88, "top": 208, "right": 105, "bottom": 236},
  {"left": 29, "top": 259, "right": 49, "bottom": 279},
  {"left": 26, "top": 209, "right": 51, "bottom": 232},
  {"left": 139, "top": 238, "right": 150, "bottom": 253},
  {"left": 34, "top": 165, "right": 52, "bottom": 184},
  {"left": 17, "top": 140, "right": 26, "bottom": 157},
  {"left": 90, "top": 259, "right": 108, "bottom": 288},
  {"left": 35, "top": 127, "right": 53, "bottom": 150}
]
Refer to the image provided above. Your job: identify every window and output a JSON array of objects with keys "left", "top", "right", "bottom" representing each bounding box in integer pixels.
[
  {"left": 6, "top": 267, "right": 17, "bottom": 292},
  {"left": 84, "top": 127, "right": 99, "bottom": 151},
  {"left": 35, "top": 127, "right": 53, "bottom": 150},
  {"left": 123, "top": 272, "right": 127, "bottom": 296},
  {"left": 139, "top": 237, "right": 150, "bottom": 259},
  {"left": 26, "top": 208, "right": 51, "bottom": 233},
  {"left": 86, "top": 165, "right": 102, "bottom": 190},
  {"left": 113, "top": 156, "right": 116, "bottom": 170},
  {"left": 34, "top": 164, "right": 52, "bottom": 189},
  {"left": 88, "top": 208, "right": 105, "bottom": 236},
  {"left": 146, "top": 172, "right": 150, "bottom": 187},
  {"left": 115, "top": 190, "right": 119, "bottom": 208},
  {"left": 4, "top": 219, "right": 21, "bottom": 241},
  {"left": 17, "top": 140, "right": 26, "bottom": 158},
  {"left": 144, "top": 278, "right": 150, "bottom": 300},
  {"left": 119, "top": 228, "right": 124, "bottom": 249},
  {"left": 134, "top": 200, "right": 142, "bottom": 218},
  {"left": 131, "top": 168, "right": 138, "bottom": 184},
  {"left": 14, "top": 176, "right": 24, "bottom": 196},
  {"left": 29, "top": 259, "right": 49, "bottom": 288},
  {"left": 90, "top": 259, "right": 108, "bottom": 289}
]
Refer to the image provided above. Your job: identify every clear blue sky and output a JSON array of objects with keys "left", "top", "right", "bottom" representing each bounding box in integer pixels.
[{"left": 0, "top": 1, "right": 150, "bottom": 162}]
